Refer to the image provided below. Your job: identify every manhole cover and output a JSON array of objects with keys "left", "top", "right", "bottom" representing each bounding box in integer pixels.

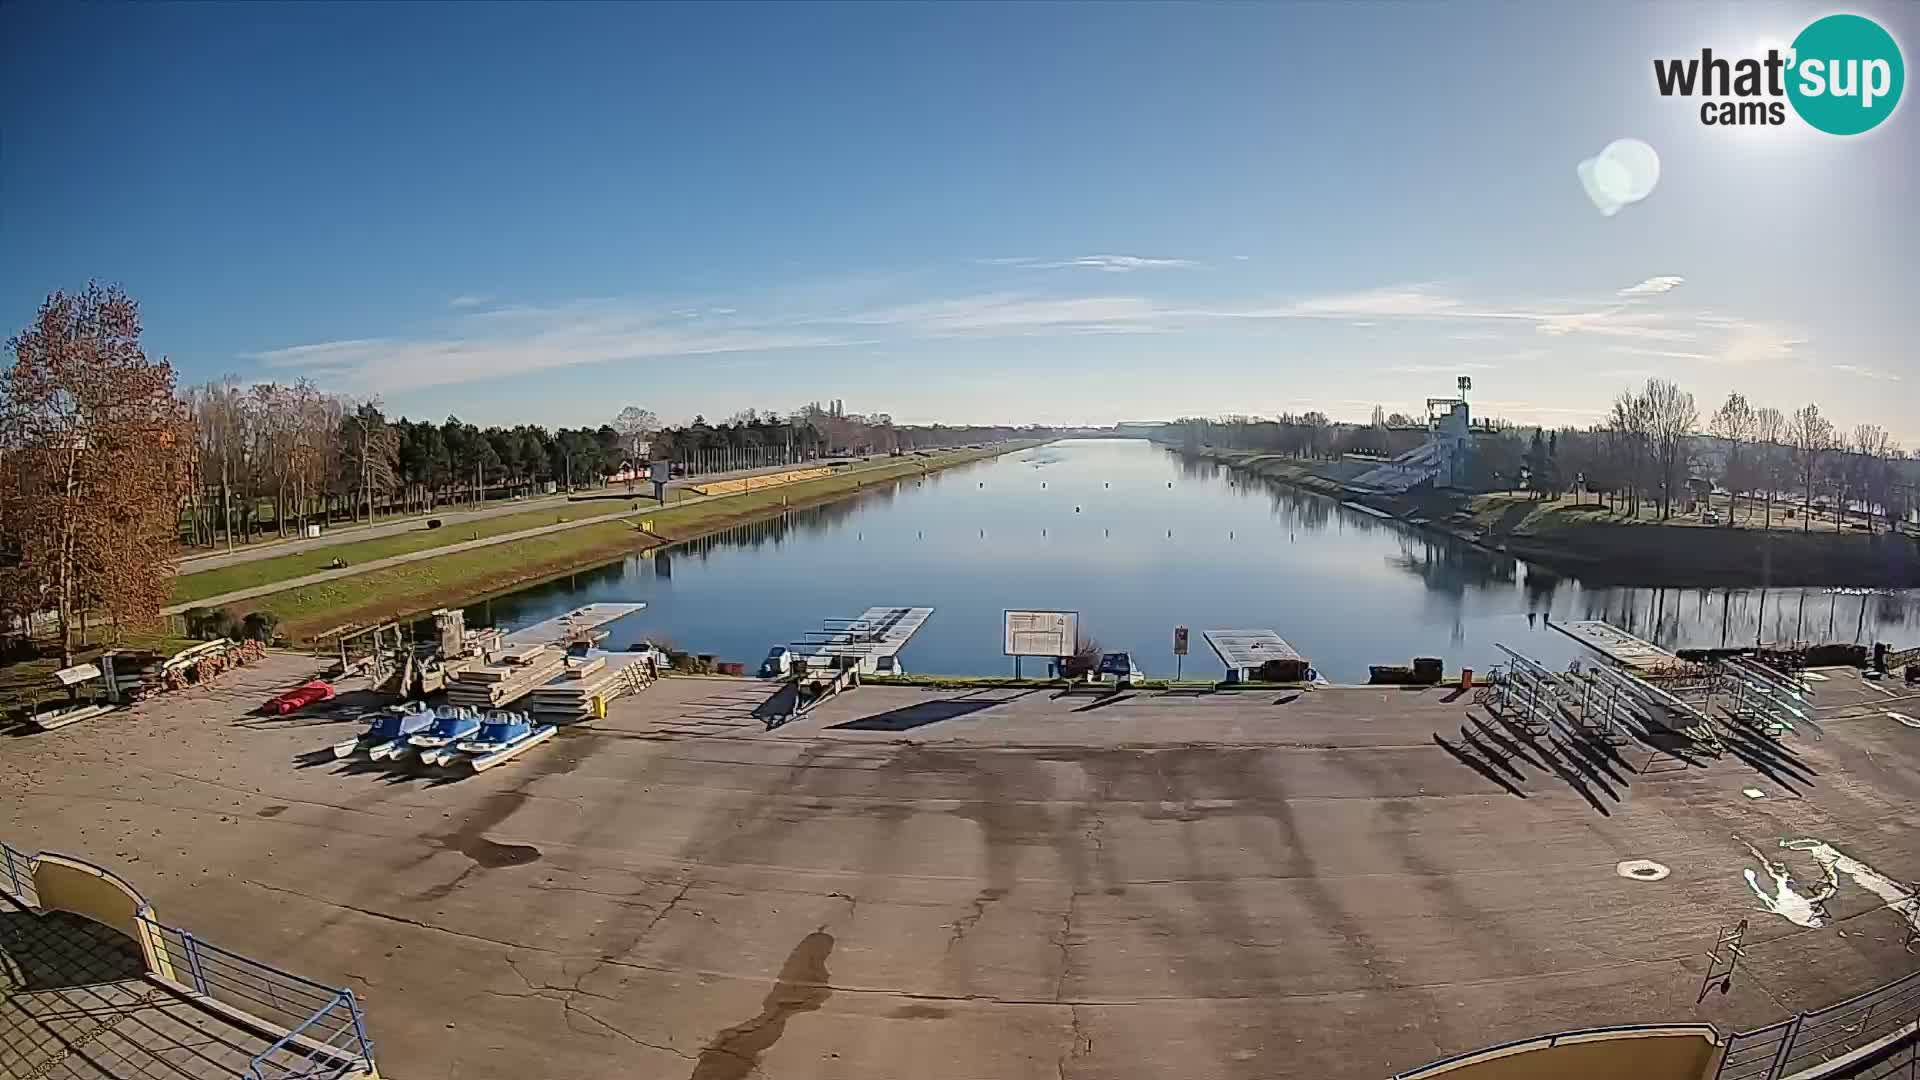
[{"left": 1617, "top": 859, "right": 1670, "bottom": 882}]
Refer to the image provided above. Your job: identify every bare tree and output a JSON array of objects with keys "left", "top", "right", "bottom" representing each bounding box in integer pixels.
[
  {"left": 340, "top": 400, "right": 400, "bottom": 522},
  {"left": 1708, "top": 392, "right": 1755, "bottom": 526},
  {"left": 1606, "top": 389, "right": 1653, "bottom": 518},
  {"left": 1787, "top": 403, "right": 1835, "bottom": 533},
  {"left": 612, "top": 405, "right": 660, "bottom": 463},
  {"left": 1642, "top": 379, "right": 1698, "bottom": 521},
  {"left": 1, "top": 285, "right": 190, "bottom": 664},
  {"left": 1752, "top": 406, "right": 1786, "bottom": 530},
  {"left": 1851, "top": 424, "right": 1895, "bottom": 532}
]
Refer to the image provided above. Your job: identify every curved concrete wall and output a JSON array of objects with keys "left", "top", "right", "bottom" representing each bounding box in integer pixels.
[
  {"left": 1398, "top": 1025, "right": 1719, "bottom": 1080},
  {"left": 30, "top": 853, "right": 176, "bottom": 981}
]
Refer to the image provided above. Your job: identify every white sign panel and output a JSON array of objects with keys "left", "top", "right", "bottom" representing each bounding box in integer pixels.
[{"left": 1004, "top": 610, "right": 1078, "bottom": 657}]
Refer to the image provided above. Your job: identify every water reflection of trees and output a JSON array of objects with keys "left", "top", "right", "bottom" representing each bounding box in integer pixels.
[
  {"left": 1257, "top": 481, "right": 1335, "bottom": 533},
  {"left": 673, "top": 489, "right": 886, "bottom": 561},
  {"left": 1177, "top": 455, "right": 1224, "bottom": 483},
  {"left": 1575, "top": 586, "right": 1919, "bottom": 649},
  {"left": 1387, "top": 536, "right": 1518, "bottom": 595}
]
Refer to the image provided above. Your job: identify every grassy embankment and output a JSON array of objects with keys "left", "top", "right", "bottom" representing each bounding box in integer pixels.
[
  {"left": 236, "top": 445, "right": 1029, "bottom": 641},
  {"left": 1195, "top": 446, "right": 1920, "bottom": 587},
  {"left": 1461, "top": 494, "right": 1920, "bottom": 586},
  {"left": 172, "top": 502, "right": 652, "bottom": 604}
]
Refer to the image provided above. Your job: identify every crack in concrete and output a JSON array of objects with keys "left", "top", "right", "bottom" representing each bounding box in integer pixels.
[
  {"left": 943, "top": 888, "right": 1004, "bottom": 953},
  {"left": 496, "top": 954, "right": 693, "bottom": 1060},
  {"left": 635, "top": 878, "right": 697, "bottom": 943},
  {"left": 1054, "top": 1003, "right": 1093, "bottom": 1080},
  {"left": 1051, "top": 891, "right": 1082, "bottom": 1004}
]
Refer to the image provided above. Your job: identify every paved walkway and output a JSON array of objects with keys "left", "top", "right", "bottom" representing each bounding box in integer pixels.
[
  {"left": 173, "top": 492, "right": 613, "bottom": 573},
  {"left": 162, "top": 502, "right": 667, "bottom": 616}
]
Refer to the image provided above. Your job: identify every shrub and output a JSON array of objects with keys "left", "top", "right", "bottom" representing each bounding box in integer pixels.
[
  {"left": 184, "top": 607, "right": 242, "bottom": 641},
  {"left": 240, "top": 611, "right": 281, "bottom": 643},
  {"left": 1058, "top": 637, "right": 1102, "bottom": 680}
]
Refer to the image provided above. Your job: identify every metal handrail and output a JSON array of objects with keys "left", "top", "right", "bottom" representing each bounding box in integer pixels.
[
  {"left": 2, "top": 835, "right": 376, "bottom": 1080},
  {"left": 1717, "top": 968, "right": 1920, "bottom": 1079}
]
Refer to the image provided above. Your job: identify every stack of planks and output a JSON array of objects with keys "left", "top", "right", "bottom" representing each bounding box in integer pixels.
[
  {"left": 522, "top": 651, "right": 658, "bottom": 721},
  {"left": 445, "top": 643, "right": 568, "bottom": 709}
]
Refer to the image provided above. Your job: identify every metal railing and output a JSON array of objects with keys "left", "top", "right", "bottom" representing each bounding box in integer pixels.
[
  {"left": 0, "top": 836, "right": 374, "bottom": 1080},
  {"left": 139, "top": 913, "right": 376, "bottom": 1079},
  {"left": 1, "top": 840, "right": 39, "bottom": 908},
  {"left": 1717, "top": 969, "right": 1920, "bottom": 1079}
]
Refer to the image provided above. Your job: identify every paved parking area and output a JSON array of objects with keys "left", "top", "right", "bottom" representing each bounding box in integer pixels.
[{"left": 3, "top": 655, "right": 1917, "bottom": 1080}]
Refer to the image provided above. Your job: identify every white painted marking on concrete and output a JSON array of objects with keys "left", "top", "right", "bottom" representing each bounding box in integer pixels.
[
  {"left": 1617, "top": 859, "right": 1670, "bottom": 882},
  {"left": 1887, "top": 712, "right": 1920, "bottom": 729},
  {"left": 1741, "top": 838, "right": 1920, "bottom": 937},
  {"left": 1782, "top": 839, "right": 1920, "bottom": 939},
  {"left": 1800, "top": 671, "right": 1831, "bottom": 682},
  {"left": 1743, "top": 842, "right": 1831, "bottom": 928}
]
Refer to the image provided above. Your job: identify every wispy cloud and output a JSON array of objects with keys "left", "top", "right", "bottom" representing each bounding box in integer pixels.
[
  {"left": 1831, "top": 363, "right": 1901, "bottom": 381},
  {"left": 984, "top": 255, "right": 1196, "bottom": 272},
  {"left": 1714, "top": 322, "right": 1805, "bottom": 366},
  {"left": 248, "top": 301, "right": 860, "bottom": 394},
  {"left": 1386, "top": 361, "right": 1500, "bottom": 374},
  {"left": 844, "top": 292, "right": 1163, "bottom": 333},
  {"left": 1608, "top": 344, "right": 1711, "bottom": 361},
  {"left": 1617, "top": 275, "right": 1684, "bottom": 298},
  {"left": 247, "top": 277, "right": 1825, "bottom": 396},
  {"left": 448, "top": 294, "right": 490, "bottom": 309}
]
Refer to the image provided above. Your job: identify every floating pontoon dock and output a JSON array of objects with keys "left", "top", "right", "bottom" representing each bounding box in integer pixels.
[
  {"left": 1203, "top": 629, "right": 1311, "bottom": 682},
  {"left": 791, "top": 606, "right": 934, "bottom": 675},
  {"left": 1552, "top": 620, "right": 1681, "bottom": 672},
  {"left": 501, "top": 603, "right": 647, "bottom": 650}
]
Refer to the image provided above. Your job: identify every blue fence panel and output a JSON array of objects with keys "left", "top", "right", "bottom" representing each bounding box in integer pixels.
[
  {"left": 247, "top": 991, "right": 373, "bottom": 1080},
  {"left": 137, "top": 914, "right": 375, "bottom": 1077}
]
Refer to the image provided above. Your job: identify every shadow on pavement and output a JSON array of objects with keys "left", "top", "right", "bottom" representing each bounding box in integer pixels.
[{"left": 830, "top": 697, "right": 1004, "bottom": 732}]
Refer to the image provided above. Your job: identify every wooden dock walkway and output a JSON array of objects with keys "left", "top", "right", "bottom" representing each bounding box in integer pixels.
[{"left": 1552, "top": 620, "right": 1680, "bottom": 672}]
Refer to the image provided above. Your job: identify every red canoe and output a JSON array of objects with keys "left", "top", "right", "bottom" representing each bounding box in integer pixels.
[{"left": 265, "top": 679, "right": 336, "bottom": 715}]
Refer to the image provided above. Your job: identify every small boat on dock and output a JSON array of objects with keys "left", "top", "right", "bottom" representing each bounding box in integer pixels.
[
  {"left": 439, "top": 712, "right": 558, "bottom": 773},
  {"left": 331, "top": 703, "right": 436, "bottom": 759},
  {"left": 411, "top": 708, "right": 486, "bottom": 766}
]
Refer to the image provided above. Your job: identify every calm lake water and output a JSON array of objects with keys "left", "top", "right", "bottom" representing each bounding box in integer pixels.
[{"left": 462, "top": 439, "right": 1918, "bottom": 682}]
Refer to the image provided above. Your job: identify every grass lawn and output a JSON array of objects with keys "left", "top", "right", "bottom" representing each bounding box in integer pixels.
[
  {"left": 172, "top": 502, "right": 654, "bottom": 604},
  {"left": 1465, "top": 491, "right": 1896, "bottom": 537},
  {"left": 176, "top": 489, "right": 594, "bottom": 553},
  {"left": 0, "top": 629, "right": 198, "bottom": 720},
  {"left": 248, "top": 445, "right": 1025, "bottom": 641}
]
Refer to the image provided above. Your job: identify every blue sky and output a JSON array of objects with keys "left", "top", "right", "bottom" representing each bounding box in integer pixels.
[{"left": 3, "top": 1, "right": 1914, "bottom": 442}]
